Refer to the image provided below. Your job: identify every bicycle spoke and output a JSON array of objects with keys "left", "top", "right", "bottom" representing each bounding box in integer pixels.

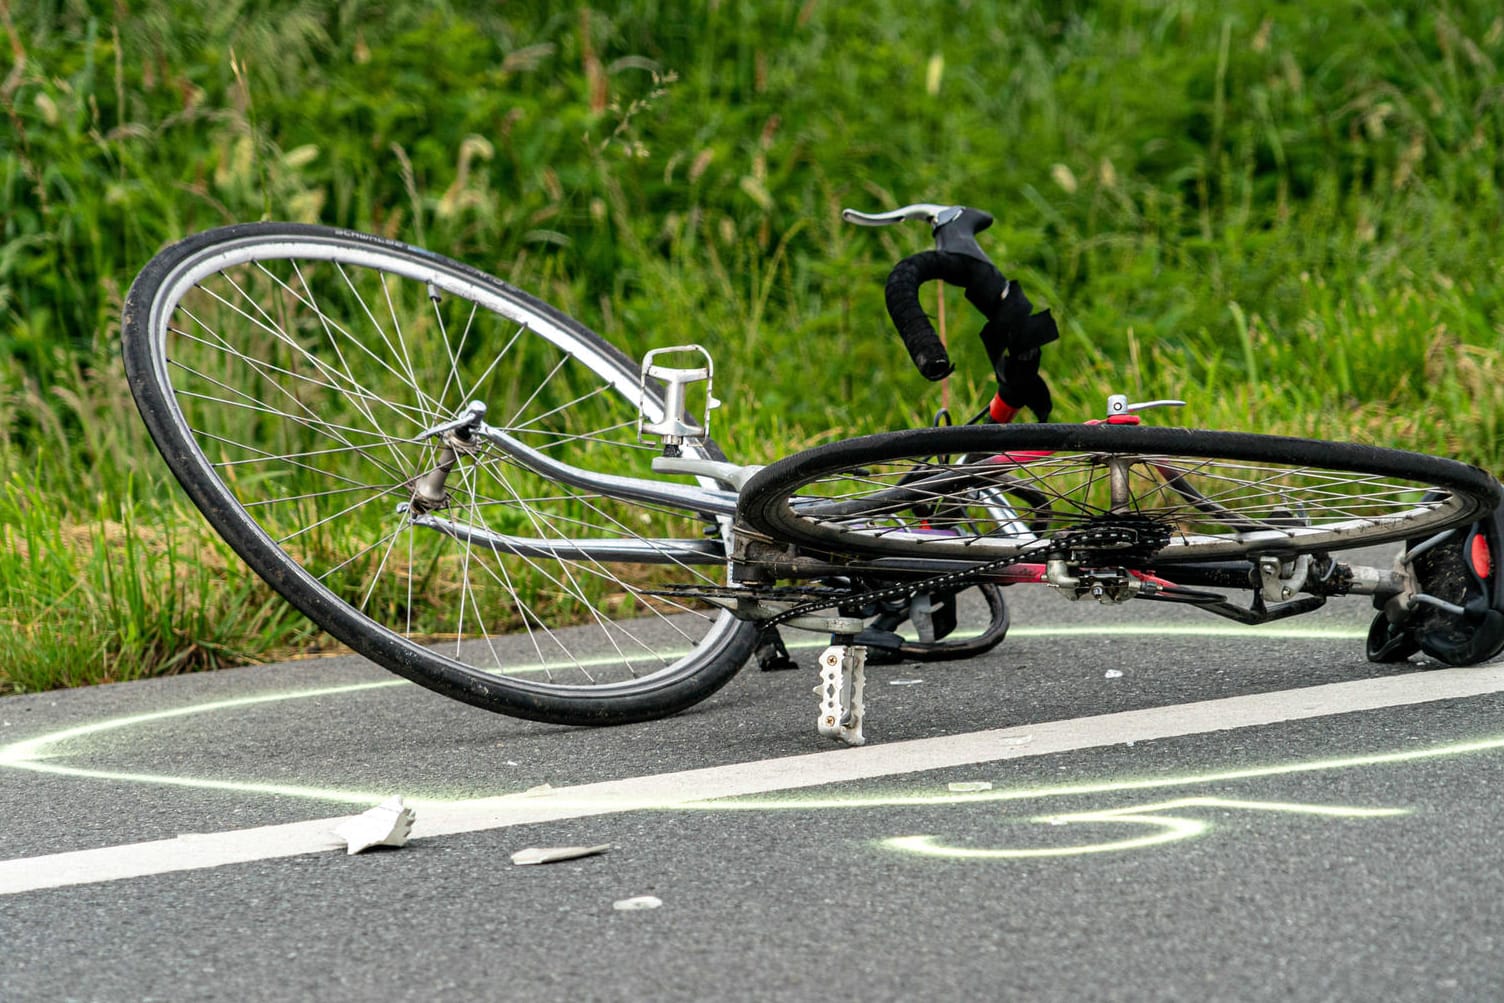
[
  {"left": 137, "top": 228, "right": 748, "bottom": 707},
  {"left": 762, "top": 434, "right": 1484, "bottom": 563}
]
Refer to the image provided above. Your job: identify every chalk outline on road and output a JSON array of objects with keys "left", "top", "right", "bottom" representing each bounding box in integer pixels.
[
  {"left": 0, "top": 623, "right": 1366, "bottom": 805},
  {"left": 4, "top": 657, "right": 1504, "bottom": 896}
]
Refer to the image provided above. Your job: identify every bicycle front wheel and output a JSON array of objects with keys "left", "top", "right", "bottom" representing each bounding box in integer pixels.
[
  {"left": 739, "top": 424, "right": 1501, "bottom": 562},
  {"left": 122, "top": 223, "right": 757, "bottom": 725}
]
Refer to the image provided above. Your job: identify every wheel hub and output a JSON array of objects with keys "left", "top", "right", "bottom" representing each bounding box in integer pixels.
[{"left": 1055, "top": 514, "right": 1174, "bottom": 566}]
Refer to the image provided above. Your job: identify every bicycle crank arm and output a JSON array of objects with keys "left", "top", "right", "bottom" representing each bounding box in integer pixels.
[{"left": 1137, "top": 587, "right": 1328, "bottom": 625}]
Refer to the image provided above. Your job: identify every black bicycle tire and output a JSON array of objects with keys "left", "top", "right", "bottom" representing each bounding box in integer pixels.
[
  {"left": 122, "top": 222, "right": 757, "bottom": 726},
  {"left": 739, "top": 424, "right": 1501, "bottom": 562}
]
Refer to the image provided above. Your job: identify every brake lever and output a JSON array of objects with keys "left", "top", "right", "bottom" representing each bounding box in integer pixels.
[
  {"left": 842, "top": 204, "right": 960, "bottom": 228},
  {"left": 846, "top": 203, "right": 995, "bottom": 265}
]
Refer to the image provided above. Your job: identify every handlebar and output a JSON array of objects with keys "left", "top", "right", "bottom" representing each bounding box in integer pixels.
[{"left": 844, "top": 202, "right": 1060, "bottom": 420}]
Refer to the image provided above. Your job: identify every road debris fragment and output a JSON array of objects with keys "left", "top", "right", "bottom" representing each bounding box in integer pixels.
[
  {"left": 510, "top": 844, "right": 611, "bottom": 866},
  {"left": 947, "top": 781, "right": 993, "bottom": 792},
  {"left": 333, "top": 796, "right": 415, "bottom": 854},
  {"left": 612, "top": 895, "right": 663, "bottom": 911}
]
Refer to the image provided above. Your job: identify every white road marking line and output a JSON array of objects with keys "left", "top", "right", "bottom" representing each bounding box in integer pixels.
[
  {"left": 0, "top": 624, "right": 1370, "bottom": 802},
  {"left": 4, "top": 663, "right": 1504, "bottom": 895}
]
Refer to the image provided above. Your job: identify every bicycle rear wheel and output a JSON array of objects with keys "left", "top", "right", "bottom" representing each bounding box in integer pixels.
[
  {"left": 122, "top": 223, "right": 756, "bottom": 725},
  {"left": 739, "top": 424, "right": 1501, "bottom": 562}
]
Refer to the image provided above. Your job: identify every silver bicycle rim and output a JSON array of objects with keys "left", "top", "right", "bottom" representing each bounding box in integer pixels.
[
  {"left": 754, "top": 440, "right": 1490, "bottom": 561},
  {"left": 140, "top": 232, "right": 746, "bottom": 693}
]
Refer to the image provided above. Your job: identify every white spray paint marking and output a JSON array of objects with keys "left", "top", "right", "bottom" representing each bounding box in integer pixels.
[
  {"left": 0, "top": 623, "right": 1368, "bottom": 800},
  {"left": 4, "top": 663, "right": 1504, "bottom": 895}
]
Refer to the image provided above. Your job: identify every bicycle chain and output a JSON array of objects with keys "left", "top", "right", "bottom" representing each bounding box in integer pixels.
[
  {"left": 655, "top": 524, "right": 1163, "bottom": 630},
  {"left": 761, "top": 525, "right": 1144, "bottom": 630},
  {"left": 650, "top": 583, "right": 863, "bottom": 606}
]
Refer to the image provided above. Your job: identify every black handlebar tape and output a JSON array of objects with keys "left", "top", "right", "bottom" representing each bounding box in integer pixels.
[{"left": 884, "top": 251, "right": 1008, "bottom": 381}]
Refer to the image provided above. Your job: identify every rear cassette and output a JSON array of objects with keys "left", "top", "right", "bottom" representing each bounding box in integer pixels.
[{"left": 1053, "top": 514, "right": 1174, "bottom": 566}]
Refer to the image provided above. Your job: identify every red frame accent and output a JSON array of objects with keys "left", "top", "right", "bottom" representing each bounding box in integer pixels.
[
  {"left": 988, "top": 394, "right": 1020, "bottom": 424},
  {"left": 972, "top": 565, "right": 1186, "bottom": 589},
  {"left": 972, "top": 396, "right": 1175, "bottom": 587}
]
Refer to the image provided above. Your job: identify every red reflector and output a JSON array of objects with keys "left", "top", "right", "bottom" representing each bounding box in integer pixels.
[{"left": 1471, "top": 533, "right": 1493, "bottom": 580}]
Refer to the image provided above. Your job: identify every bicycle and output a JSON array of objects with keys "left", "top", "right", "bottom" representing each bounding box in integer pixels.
[{"left": 120, "top": 203, "right": 1504, "bottom": 745}]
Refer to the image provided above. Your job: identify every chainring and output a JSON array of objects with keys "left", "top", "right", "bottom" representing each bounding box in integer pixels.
[{"left": 648, "top": 583, "right": 865, "bottom": 613}]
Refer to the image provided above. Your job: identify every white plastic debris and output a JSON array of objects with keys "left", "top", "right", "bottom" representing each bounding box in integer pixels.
[
  {"left": 612, "top": 895, "right": 663, "bottom": 911},
  {"left": 1105, "top": 669, "right": 1124, "bottom": 679},
  {"left": 510, "top": 844, "right": 611, "bottom": 866},
  {"left": 888, "top": 679, "right": 924, "bottom": 686},
  {"left": 947, "top": 781, "right": 993, "bottom": 793},
  {"left": 333, "top": 796, "right": 415, "bottom": 855}
]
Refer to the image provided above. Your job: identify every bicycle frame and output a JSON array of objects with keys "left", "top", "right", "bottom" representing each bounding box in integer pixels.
[
  {"left": 122, "top": 215, "right": 1504, "bottom": 749},
  {"left": 409, "top": 389, "right": 1412, "bottom": 615},
  {"left": 405, "top": 409, "right": 739, "bottom": 565}
]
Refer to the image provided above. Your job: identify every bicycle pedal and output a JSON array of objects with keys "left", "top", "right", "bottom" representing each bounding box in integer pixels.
[
  {"left": 815, "top": 644, "right": 867, "bottom": 746},
  {"left": 638, "top": 344, "right": 720, "bottom": 449},
  {"left": 908, "top": 591, "right": 958, "bottom": 643}
]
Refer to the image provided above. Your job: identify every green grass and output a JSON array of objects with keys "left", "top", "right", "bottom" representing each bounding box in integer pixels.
[
  {"left": 2, "top": 0, "right": 1503, "bottom": 692},
  {"left": 0, "top": 480, "right": 314, "bottom": 691}
]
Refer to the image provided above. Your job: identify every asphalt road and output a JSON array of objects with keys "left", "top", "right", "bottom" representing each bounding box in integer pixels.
[{"left": 4, "top": 579, "right": 1504, "bottom": 1001}]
